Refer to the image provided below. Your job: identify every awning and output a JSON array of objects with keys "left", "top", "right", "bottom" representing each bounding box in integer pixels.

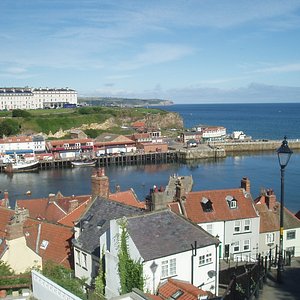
[{"left": 5, "top": 149, "right": 34, "bottom": 154}]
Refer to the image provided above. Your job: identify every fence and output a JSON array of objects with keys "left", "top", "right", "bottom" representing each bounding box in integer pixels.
[{"left": 214, "top": 247, "right": 292, "bottom": 300}]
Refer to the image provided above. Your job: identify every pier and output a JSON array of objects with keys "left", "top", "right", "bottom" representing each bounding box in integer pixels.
[{"left": 0, "top": 151, "right": 179, "bottom": 173}]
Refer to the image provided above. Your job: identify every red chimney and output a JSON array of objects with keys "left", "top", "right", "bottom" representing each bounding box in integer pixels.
[
  {"left": 265, "top": 189, "right": 276, "bottom": 210},
  {"left": 91, "top": 168, "right": 110, "bottom": 199},
  {"left": 241, "top": 177, "right": 250, "bottom": 193}
]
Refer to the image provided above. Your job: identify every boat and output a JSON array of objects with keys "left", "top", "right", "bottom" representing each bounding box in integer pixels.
[
  {"left": 4, "top": 160, "right": 40, "bottom": 173},
  {"left": 71, "top": 160, "right": 96, "bottom": 167}
]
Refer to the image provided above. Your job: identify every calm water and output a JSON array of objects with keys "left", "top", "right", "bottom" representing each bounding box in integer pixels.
[
  {"left": 1, "top": 103, "right": 300, "bottom": 213},
  {"left": 159, "top": 103, "right": 300, "bottom": 140}
]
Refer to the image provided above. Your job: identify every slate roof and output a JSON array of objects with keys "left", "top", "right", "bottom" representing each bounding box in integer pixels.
[
  {"left": 126, "top": 210, "right": 218, "bottom": 261},
  {"left": 74, "top": 197, "right": 144, "bottom": 257},
  {"left": 169, "top": 188, "right": 258, "bottom": 223}
]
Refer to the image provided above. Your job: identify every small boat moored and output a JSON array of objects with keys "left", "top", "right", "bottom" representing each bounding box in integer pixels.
[
  {"left": 4, "top": 160, "right": 40, "bottom": 173},
  {"left": 71, "top": 160, "right": 96, "bottom": 167}
]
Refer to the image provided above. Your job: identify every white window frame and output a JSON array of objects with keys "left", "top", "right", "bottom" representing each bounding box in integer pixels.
[
  {"left": 230, "top": 200, "right": 237, "bottom": 209},
  {"left": 161, "top": 258, "right": 176, "bottom": 278},
  {"left": 199, "top": 255, "right": 205, "bottom": 266},
  {"left": 82, "top": 252, "right": 87, "bottom": 269},
  {"left": 234, "top": 220, "right": 241, "bottom": 233},
  {"left": 76, "top": 249, "right": 81, "bottom": 266},
  {"left": 233, "top": 241, "right": 240, "bottom": 253},
  {"left": 266, "top": 233, "right": 275, "bottom": 244},
  {"left": 244, "top": 219, "right": 251, "bottom": 232},
  {"left": 243, "top": 239, "right": 250, "bottom": 251},
  {"left": 206, "top": 224, "right": 213, "bottom": 235},
  {"left": 286, "top": 230, "right": 296, "bottom": 240},
  {"left": 206, "top": 253, "right": 212, "bottom": 264}
]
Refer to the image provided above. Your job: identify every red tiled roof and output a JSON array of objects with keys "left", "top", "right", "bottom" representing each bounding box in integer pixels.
[
  {"left": 58, "top": 200, "right": 91, "bottom": 227},
  {"left": 255, "top": 195, "right": 300, "bottom": 233},
  {"left": 0, "top": 207, "right": 14, "bottom": 239},
  {"left": 169, "top": 188, "right": 258, "bottom": 223},
  {"left": 132, "top": 121, "right": 145, "bottom": 128},
  {"left": 109, "top": 189, "right": 146, "bottom": 209},
  {"left": 157, "top": 278, "right": 212, "bottom": 300},
  {"left": 24, "top": 218, "right": 73, "bottom": 268},
  {"left": 16, "top": 194, "right": 91, "bottom": 223},
  {"left": 0, "top": 136, "right": 33, "bottom": 144}
]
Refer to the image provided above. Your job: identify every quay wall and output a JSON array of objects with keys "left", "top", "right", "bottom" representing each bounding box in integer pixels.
[
  {"left": 178, "top": 148, "right": 226, "bottom": 161},
  {"left": 209, "top": 140, "right": 300, "bottom": 152}
]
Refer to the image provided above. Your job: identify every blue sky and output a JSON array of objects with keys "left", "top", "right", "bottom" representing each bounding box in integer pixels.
[{"left": 1, "top": 0, "right": 300, "bottom": 103}]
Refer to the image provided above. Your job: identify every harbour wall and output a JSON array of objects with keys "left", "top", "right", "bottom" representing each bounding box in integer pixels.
[{"left": 208, "top": 139, "right": 300, "bottom": 152}]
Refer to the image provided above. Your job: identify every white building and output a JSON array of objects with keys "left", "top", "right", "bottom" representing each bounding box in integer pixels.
[
  {"left": 255, "top": 189, "right": 300, "bottom": 258},
  {"left": 0, "top": 87, "right": 77, "bottom": 110},
  {"left": 104, "top": 210, "right": 220, "bottom": 299},
  {"left": 169, "top": 177, "right": 260, "bottom": 262},
  {"left": 0, "top": 135, "right": 45, "bottom": 155}
]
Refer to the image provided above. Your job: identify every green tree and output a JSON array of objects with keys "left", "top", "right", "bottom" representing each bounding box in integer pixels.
[
  {"left": 118, "top": 219, "right": 144, "bottom": 294},
  {"left": 94, "top": 248, "right": 106, "bottom": 299},
  {"left": 0, "top": 119, "right": 20, "bottom": 136},
  {"left": 12, "top": 109, "right": 31, "bottom": 118},
  {"left": 42, "top": 261, "right": 87, "bottom": 299}
]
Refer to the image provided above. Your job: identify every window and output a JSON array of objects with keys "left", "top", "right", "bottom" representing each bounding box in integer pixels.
[
  {"left": 161, "top": 258, "right": 176, "bottom": 278},
  {"left": 40, "top": 240, "right": 49, "bottom": 250},
  {"left": 226, "top": 195, "right": 237, "bottom": 209},
  {"left": 234, "top": 221, "right": 241, "bottom": 233},
  {"left": 233, "top": 241, "right": 240, "bottom": 252},
  {"left": 286, "top": 246, "right": 295, "bottom": 257},
  {"left": 244, "top": 219, "right": 251, "bottom": 231},
  {"left": 76, "top": 249, "right": 81, "bottom": 265},
  {"left": 206, "top": 224, "right": 213, "bottom": 235},
  {"left": 243, "top": 240, "right": 250, "bottom": 251},
  {"left": 266, "top": 233, "right": 275, "bottom": 244},
  {"left": 206, "top": 253, "right": 212, "bottom": 263},
  {"left": 82, "top": 253, "right": 87, "bottom": 269},
  {"left": 287, "top": 230, "right": 296, "bottom": 240},
  {"left": 230, "top": 200, "right": 237, "bottom": 209},
  {"left": 199, "top": 255, "right": 205, "bottom": 266}
]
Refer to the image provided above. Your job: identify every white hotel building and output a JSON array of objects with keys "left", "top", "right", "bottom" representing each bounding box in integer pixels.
[{"left": 0, "top": 87, "right": 77, "bottom": 110}]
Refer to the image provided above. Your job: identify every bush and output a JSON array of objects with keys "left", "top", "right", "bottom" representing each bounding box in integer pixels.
[
  {"left": 0, "top": 119, "right": 20, "bottom": 136},
  {"left": 12, "top": 109, "right": 31, "bottom": 118}
]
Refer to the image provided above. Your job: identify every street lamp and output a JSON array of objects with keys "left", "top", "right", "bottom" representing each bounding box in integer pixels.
[{"left": 276, "top": 136, "right": 293, "bottom": 283}]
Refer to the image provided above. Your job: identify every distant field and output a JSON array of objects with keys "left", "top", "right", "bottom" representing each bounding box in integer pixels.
[{"left": 0, "top": 106, "right": 168, "bottom": 136}]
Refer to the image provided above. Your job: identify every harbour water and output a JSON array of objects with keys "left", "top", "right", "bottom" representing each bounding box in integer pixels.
[{"left": 1, "top": 103, "right": 300, "bottom": 213}]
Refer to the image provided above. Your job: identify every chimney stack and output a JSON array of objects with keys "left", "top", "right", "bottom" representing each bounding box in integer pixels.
[
  {"left": 265, "top": 189, "right": 276, "bottom": 210},
  {"left": 69, "top": 199, "right": 79, "bottom": 213},
  {"left": 91, "top": 168, "right": 110, "bottom": 199},
  {"left": 241, "top": 177, "right": 251, "bottom": 193}
]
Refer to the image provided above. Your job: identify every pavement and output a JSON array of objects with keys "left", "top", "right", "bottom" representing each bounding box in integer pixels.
[{"left": 259, "top": 257, "right": 300, "bottom": 300}]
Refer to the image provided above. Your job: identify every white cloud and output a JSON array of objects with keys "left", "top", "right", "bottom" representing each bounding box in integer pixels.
[
  {"left": 251, "top": 63, "right": 300, "bottom": 74},
  {"left": 116, "top": 43, "right": 195, "bottom": 71}
]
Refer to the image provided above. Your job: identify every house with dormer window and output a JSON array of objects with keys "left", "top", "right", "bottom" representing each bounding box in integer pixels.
[
  {"left": 104, "top": 210, "right": 219, "bottom": 299},
  {"left": 168, "top": 177, "right": 260, "bottom": 262}
]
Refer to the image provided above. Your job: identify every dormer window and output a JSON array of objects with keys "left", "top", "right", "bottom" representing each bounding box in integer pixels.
[
  {"left": 40, "top": 240, "right": 49, "bottom": 250},
  {"left": 226, "top": 195, "right": 237, "bottom": 209},
  {"left": 201, "top": 197, "right": 213, "bottom": 212}
]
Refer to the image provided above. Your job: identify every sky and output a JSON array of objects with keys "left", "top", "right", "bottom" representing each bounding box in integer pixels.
[{"left": 1, "top": 0, "right": 300, "bottom": 104}]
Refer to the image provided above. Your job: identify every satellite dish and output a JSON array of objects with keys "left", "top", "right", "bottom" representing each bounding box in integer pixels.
[{"left": 207, "top": 270, "right": 216, "bottom": 278}]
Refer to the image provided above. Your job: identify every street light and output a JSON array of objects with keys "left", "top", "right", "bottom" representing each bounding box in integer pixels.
[{"left": 276, "top": 136, "right": 293, "bottom": 283}]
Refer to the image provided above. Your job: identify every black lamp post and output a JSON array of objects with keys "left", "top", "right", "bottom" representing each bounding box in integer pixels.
[{"left": 276, "top": 136, "right": 293, "bottom": 283}]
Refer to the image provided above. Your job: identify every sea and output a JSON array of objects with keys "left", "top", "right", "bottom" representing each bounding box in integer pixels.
[{"left": 1, "top": 103, "right": 300, "bottom": 213}]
